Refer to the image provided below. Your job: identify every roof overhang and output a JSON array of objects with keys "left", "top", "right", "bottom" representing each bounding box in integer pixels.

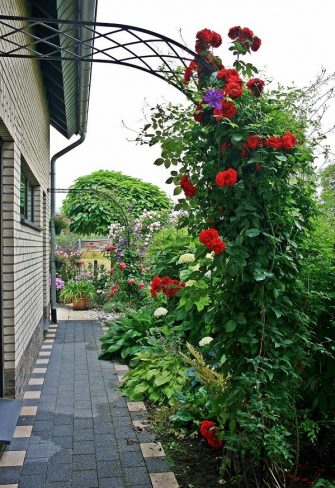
[{"left": 29, "top": 0, "right": 97, "bottom": 138}]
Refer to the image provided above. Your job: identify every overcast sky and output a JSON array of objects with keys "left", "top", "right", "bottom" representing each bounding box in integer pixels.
[{"left": 51, "top": 0, "right": 335, "bottom": 210}]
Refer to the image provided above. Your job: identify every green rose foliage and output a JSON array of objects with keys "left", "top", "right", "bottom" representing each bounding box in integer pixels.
[
  {"left": 62, "top": 170, "right": 171, "bottom": 235},
  {"left": 138, "top": 35, "right": 326, "bottom": 479}
]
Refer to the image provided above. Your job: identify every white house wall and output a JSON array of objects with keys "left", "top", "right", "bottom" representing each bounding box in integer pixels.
[{"left": 0, "top": 0, "right": 50, "bottom": 397}]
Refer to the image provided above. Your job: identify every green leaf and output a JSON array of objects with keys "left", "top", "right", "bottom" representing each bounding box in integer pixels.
[
  {"left": 225, "top": 320, "right": 237, "bottom": 332},
  {"left": 154, "top": 158, "right": 164, "bottom": 166},
  {"left": 174, "top": 186, "right": 182, "bottom": 196},
  {"left": 231, "top": 134, "right": 243, "bottom": 144},
  {"left": 246, "top": 228, "right": 261, "bottom": 238}
]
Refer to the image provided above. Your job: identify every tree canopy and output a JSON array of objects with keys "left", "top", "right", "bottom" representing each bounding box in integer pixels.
[{"left": 62, "top": 170, "right": 171, "bottom": 235}]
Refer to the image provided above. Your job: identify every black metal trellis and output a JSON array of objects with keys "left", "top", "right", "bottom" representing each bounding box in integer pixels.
[
  {"left": 0, "top": 15, "right": 214, "bottom": 94},
  {"left": 49, "top": 187, "right": 131, "bottom": 246}
]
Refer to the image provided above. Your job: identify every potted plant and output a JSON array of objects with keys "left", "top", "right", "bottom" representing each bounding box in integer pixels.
[{"left": 59, "top": 279, "right": 95, "bottom": 310}]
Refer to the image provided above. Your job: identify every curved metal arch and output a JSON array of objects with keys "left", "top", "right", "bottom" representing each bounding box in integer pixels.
[
  {"left": 0, "top": 15, "right": 215, "bottom": 96},
  {"left": 50, "top": 186, "right": 131, "bottom": 247}
]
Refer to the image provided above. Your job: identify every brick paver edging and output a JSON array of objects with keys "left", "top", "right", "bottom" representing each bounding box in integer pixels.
[{"left": 0, "top": 319, "right": 179, "bottom": 488}]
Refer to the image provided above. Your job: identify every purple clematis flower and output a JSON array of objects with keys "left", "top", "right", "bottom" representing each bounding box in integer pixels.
[{"left": 203, "top": 89, "right": 223, "bottom": 109}]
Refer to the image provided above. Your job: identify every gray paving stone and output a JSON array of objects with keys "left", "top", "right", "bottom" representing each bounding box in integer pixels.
[
  {"left": 0, "top": 466, "right": 21, "bottom": 484},
  {"left": 98, "top": 478, "right": 127, "bottom": 488},
  {"left": 53, "top": 424, "right": 73, "bottom": 436},
  {"left": 73, "top": 454, "right": 97, "bottom": 471},
  {"left": 72, "top": 470, "right": 98, "bottom": 488},
  {"left": 51, "top": 435, "right": 73, "bottom": 448},
  {"left": 124, "top": 466, "right": 152, "bottom": 485},
  {"left": 144, "top": 456, "right": 171, "bottom": 472},
  {"left": 21, "top": 458, "right": 48, "bottom": 475},
  {"left": 48, "top": 448, "right": 73, "bottom": 464},
  {"left": 73, "top": 440, "right": 96, "bottom": 454},
  {"left": 47, "top": 462, "right": 71, "bottom": 482},
  {"left": 18, "top": 474, "right": 47, "bottom": 487},
  {"left": 97, "top": 459, "right": 123, "bottom": 478},
  {"left": 95, "top": 446, "right": 120, "bottom": 461}
]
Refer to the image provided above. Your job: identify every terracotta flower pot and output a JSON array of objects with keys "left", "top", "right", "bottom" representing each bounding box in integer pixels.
[{"left": 72, "top": 298, "right": 87, "bottom": 310}]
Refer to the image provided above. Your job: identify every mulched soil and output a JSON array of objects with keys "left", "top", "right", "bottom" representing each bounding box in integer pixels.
[{"left": 146, "top": 404, "right": 335, "bottom": 488}]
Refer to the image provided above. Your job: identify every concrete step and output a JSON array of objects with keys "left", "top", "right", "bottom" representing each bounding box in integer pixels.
[{"left": 0, "top": 398, "right": 22, "bottom": 445}]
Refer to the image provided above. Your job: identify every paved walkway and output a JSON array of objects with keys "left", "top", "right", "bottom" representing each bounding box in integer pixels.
[{"left": 0, "top": 315, "right": 178, "bottom": 488}]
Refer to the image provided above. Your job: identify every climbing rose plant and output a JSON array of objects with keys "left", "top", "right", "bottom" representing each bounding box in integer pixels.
[{"left": 139, "top": 25, "right": 318, "bottom": 487}]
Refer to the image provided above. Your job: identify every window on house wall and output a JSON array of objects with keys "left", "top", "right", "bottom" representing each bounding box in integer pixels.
[{"left": 20, "top": 161, "right": 38, "bottom": 225}]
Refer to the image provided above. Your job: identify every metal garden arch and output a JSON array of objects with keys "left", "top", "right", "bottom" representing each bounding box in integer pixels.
[{"left": 0, "top": 14, "right": 215, "bottom": 322}]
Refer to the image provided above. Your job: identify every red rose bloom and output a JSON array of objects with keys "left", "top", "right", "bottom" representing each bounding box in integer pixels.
[
  {"left": 239, "top": 27, "right": 254, "bottom": 42},
  {"left": 183, "top": 67, "right": 192, "bottom": 84},
  {"left": 150, "top": 276, "right": 163, "bottom": 297},
  {"left": 180, "top": 175, "right": 196, "bottom": 197},
  {"left": 251, "top": 36, "right": 262, "bottom": 52},
  {"left": 246, "top": 78, "right": 265, "bottom": 97},
  {"left": 150, "top": 276, "right": 184, "bottom": 298},
  {"left": 215, "top": 168, "right": 238, "bottom": 187},
  {"left": 211, "top": 32, "right": 222, "bottom": 48},
  {"left": 217, "top": 68, "right": 240, "bottom": 83},
  {"left": 281, "top": 131, "right": 297, "bottom": 151},
  {"left": 210, "top": 239, "right": 227, "bottom": 254},
  {"left": 228, "top": 26, "right": 241, "bottom": 40},
  {"left": 200, "top": 420, "right": 216, "bottom": 438},
  {"left": 264, "top": 136, "right": 282, "bottom": 150},
  {"left": 196, "top": 28, "right": 213, "bottom": 44},
  {"left": 199, "top": 230, "right": 226, "bottom": 255},
  {"left": 224, "top": 82, "right": 243, "bottom": 98},
  {"left": 199, "top": 228, "right": 219, "bottom": 246},
  {"left": 247, "top": 134, "right": 262, "bottom": 150},
  {"left": 206, "top": 426, "right": 223, "bottom": 448},
  {"left": 214, "top": 101, "right": 237, "bottom": 120},
  {"left": 199, "top": 420, "right": 223, "bottom": 449}
]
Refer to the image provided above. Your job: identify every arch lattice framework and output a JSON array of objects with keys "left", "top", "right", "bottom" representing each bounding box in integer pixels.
[{"left": 0, "top": 15, "right": 214, "bottom": 95}]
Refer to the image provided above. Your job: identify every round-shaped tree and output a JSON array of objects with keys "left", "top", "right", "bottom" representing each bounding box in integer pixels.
[{"left": 62, "top": 170, "right": 171, "bottom": 235}]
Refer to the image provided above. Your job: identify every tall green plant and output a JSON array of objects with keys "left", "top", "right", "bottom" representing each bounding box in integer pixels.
[{"left": 138, "top": 25, "right": 326, "bottom": 486}]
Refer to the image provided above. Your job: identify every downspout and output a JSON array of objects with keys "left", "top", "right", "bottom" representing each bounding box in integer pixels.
[{"left": 50, "top": 132, "right": 86, "bottom": 324}]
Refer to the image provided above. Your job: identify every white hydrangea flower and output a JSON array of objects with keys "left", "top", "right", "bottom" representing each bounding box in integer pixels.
[
  {"left": 178, "top": 253, "right": 195, "bottom": 264},
  {"left": 153, "top": 307, "right": 168, "bottom": 317},
  {"left": 199, "top": 336, "right": 214, "bottom": 347}
]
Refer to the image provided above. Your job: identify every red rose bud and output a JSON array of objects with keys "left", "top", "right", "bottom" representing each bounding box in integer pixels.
[
  {"left": 228, "top": 26, "right": 241, "bottom": 40},
  {"left": 138, "top": 282, "right": 145, "bottom": 289},
  {"left": 246, "top": 78, "right": 265, "bottom": 97},
  {"left": 255, "top": 162, "right": 264, "bottom": 171},
  {"left": 194, "top": 101, "right": 205, "bottom": 122},
  {"left": 210, "top": 32, "right": 222, "bottom": 48},
  {"left": 239, "top": 27, "right": 254, "bottom": 42},
  {"left": 119, "top": 262, "right": 127, "bottom": 270},
  {"left": 127, "top": 279, "right": 135, "bottom": 285},
  {"left": 180, "top": 175, "right": 196, "bottom": 197},
  {"left": 251, "top": 36, "right": 262, "bottom": 52}
]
